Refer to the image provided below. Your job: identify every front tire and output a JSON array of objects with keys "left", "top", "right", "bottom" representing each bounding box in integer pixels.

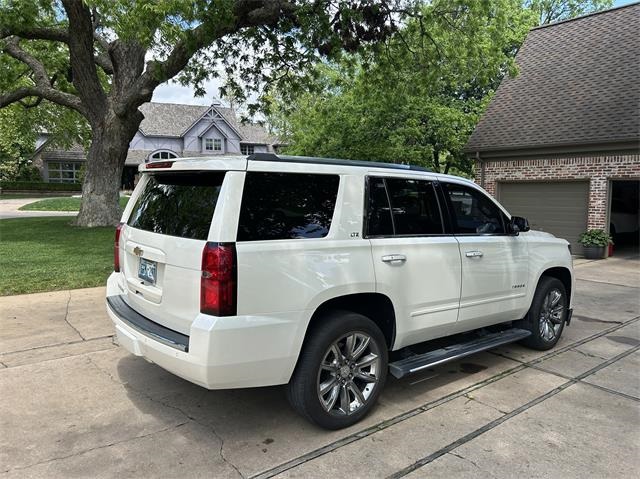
[
  {"left": 287, "top": 311, "right": 388, "bottom": 430},
  {"left": 517, "top": 276, "right": 568, "bottom": 350}
]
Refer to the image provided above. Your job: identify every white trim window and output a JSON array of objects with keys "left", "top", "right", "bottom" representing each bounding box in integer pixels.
[
  {"left": 47, "top": 161, "right": 83, "bottom": 183},
  {"left": 240, "top": 144, "right": 254, "bottom": 155},
  {"left": 149, "top": 150, "right": 178, "bottom": 160},
  {"left": 205, "top": 138, "right": 222, "bottom": 151}
]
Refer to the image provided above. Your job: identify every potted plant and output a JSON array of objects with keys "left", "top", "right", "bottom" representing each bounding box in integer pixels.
[{"left": 578, "top": 229, "right": 613, "bottom": 259}]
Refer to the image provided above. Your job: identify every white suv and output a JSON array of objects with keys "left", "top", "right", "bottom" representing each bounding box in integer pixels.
[{"left": 106, "top": 153, "right": 574, "bottom": 429}]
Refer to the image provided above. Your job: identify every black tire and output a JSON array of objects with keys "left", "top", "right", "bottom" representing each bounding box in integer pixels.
[
  {"left": 287, "top": 311, "right": 388, "bottom": 430},
  {"left": 516, "top": 276, "right": 568, "bottom": 351}
]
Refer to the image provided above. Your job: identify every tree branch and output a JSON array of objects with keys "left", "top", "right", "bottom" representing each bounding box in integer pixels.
[
  {"left": 117, "top": 0, "right": 298, "bottom": 115},
  {"left": 1, "top": 38, "right": 86, "bottom": 115},
  {"left": 0, "top": 26, "right": 69, "bottom": 43}
]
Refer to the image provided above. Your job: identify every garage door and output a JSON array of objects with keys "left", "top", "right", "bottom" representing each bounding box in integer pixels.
[{"left": 498, "top": 181, "right": 589, "bottom": 254}]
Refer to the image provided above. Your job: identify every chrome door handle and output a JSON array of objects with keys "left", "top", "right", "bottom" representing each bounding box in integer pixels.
[
  {"left": 382, "top": 254, "right": 407, "bottom": 263},
  {"left": 465, "top": 250, "right": 484, "bottom": 258}
]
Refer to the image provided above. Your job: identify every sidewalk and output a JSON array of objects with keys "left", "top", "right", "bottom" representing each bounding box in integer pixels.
[{"left": 0, "top": 198, "right": 77, "bottom": 219}]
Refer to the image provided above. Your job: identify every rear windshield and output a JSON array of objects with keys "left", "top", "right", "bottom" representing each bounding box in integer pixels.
[{"left": 127, "top": 172, "right": 225, "bottom": 240}]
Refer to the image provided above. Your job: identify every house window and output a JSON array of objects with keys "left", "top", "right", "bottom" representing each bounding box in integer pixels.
[
  {"left": 240, "top": 144, "right": 254, "bottom": 155},
  {"left": 47, "top": 161, "right": 83, "bottom": 183},
  {"left": 150, "top": 151, "right": 178, "bottom": 160},
  {"left": 205, "top": 138, "right": 222, "bottom": 151}
]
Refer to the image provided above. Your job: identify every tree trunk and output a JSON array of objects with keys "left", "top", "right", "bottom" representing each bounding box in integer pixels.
[{"left": 76, "top": 111, "right": 142, "bottom": 227}]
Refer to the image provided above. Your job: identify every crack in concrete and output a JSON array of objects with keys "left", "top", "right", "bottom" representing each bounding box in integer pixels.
[
  {"left": 0, "top": 335, "right": 114, "bottom": 357},
  {"left": 572, "top": 348, "right": 608, "bottom": 361},
  {"left": 576, "top": 277, "right": 640, "bottom": 289},
  {"left": 1, "top": 423, "right": 189, "bottom": 474},
  {"left": 448, "top": 451, "right": 498, "bottom": 478},
  {"left": 0, "top": 342, "right": 117, "bottom": 369},
  {"left": 62, "top": 291, "right": 85, "bottom": 341},
  {"left": 86, "top": 357, "right": 244, "bottom": 478},
  {"left": 463, "top": 394, "right": 509, "bottom": 415}
]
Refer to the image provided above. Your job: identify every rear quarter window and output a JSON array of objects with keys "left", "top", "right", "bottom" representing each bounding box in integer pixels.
[
  {"left": 127, "top": 172, "right": 225, "bottom": 240},
  {"left": 237, "top": 172, "right": 339, "bottom": 241}
]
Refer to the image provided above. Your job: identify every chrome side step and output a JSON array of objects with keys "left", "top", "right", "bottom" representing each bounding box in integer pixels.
[{"left": 388, "top": 328, "right": 531, "bottom": 379}]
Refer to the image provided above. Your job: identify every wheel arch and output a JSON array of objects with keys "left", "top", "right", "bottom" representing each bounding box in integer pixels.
[
  {"left": 305, "top": 293, "right": 396, "bottom": 351},
  {"left": 538, "top": 266, "right": 573, "bottom": 303}
]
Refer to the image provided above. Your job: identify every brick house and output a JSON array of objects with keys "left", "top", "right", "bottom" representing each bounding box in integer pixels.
[{"left": 465, "top": 4, "right": 639, "bottom": 254}]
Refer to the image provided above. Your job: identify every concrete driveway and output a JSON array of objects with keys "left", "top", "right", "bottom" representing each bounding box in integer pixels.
[
  {"left": 1, "top": 256, "right": 638, "bottom": 478},
  {"left": 0, "top": 198, "right": 76, "bottom": 219}
]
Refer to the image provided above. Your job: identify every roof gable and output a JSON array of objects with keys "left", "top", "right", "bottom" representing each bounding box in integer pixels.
[
  {"left": 137, "top": 102, "right": 276, "bottom": 145},
  {"left": 466, "top": 4, "right": 640, "bottom": 153},
  {"left": 138, "top": 103, "right": 209, "bottom": 137}
]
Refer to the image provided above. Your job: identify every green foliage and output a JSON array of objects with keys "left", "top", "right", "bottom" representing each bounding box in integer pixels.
[
  {"left": 0, "top": 217, "right": 115, "bottom": 295},
  {"left": 273, "top": 0, "right": 534, "bottom": 174},
  {"left": 272, "top": 0, "right": 613, "bottom": 174},
  {"left": 0, "top": 102, "right": 89, "bottom": 182},
  {"left": 578, "top": 229, "right": 613, "bottom": 247},
  {"left": 526, "top": 0, "right": 613, "bottom": 24},
  {"left": 0, "top": 181, "right": 82, "bottom": 191}
]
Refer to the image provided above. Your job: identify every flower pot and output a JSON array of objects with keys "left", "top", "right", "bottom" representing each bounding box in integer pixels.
[{"left": 583, "top": 245, "right": 605, "bottom": 259}]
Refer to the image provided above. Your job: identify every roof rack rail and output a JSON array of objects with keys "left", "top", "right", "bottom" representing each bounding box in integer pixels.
[{"left": 247, "top": 152, "right": 432, "bottom": 172}]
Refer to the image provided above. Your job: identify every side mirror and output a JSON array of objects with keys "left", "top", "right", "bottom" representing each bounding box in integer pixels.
[{"left": 510, "top": 216, "right": 530, "bottom": 235}]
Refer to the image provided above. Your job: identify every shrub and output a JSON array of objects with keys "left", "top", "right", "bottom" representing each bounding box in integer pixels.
[
  {"left": 15, "top": 165, "right": 42, "bottom": 182},
  {"left": 578, "top": 229, "right": 613, "bottom": 247},
  {"left": 0, "top": 181, "right": 82, "bottom": 192}
]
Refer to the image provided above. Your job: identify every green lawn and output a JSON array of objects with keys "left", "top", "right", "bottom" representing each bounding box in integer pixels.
[
  {"left": 0, "top": 217, "right": 116, "bottom": 295},
  {"left": 19, "top": 196, "right": 129, "bottom": 211},
  {"left": 0, "top": 193, "right": 63, "bottom": 200}
]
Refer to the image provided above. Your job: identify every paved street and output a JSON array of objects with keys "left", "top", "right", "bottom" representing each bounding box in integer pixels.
[
  {"left": 1, "top": 255, "right": 638, "bottom": 478},
  {"left": 0, "top": 198, "right": 76, "bottom": 219}
]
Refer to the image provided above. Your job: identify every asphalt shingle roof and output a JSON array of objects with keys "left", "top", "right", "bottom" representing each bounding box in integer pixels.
[
  {"left": 465, "top": 4, "right": 640, "bottom": 153},
  {"left": 137, "top": 102, "right": 276, "bottom": 144}
]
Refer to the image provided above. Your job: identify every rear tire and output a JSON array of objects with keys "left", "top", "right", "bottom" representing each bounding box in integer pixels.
[
  {"left": 287, "top": 311, "right": 388, "bottom": 430},
  {"left": 517, "top": 276, "right": 568, "bottom": 351}
]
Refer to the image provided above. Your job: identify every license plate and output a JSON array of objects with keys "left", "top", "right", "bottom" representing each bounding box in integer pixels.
[{"left": 138, "top": 258, "right": 157, "bottom": 285}]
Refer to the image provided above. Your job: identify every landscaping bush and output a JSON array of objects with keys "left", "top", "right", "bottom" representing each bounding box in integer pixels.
[
  {"left": 0, "top": 180, "right": 81, "bottom": 192},
  {"left": 578, "top": 229, "right": 613, "bottom": 247}
]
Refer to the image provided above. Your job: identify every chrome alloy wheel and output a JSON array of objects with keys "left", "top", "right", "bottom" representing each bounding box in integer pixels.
[
  {"left": 539, "top": 288, "right": 564, "bottom": 342},
  {"left": 316, "top": 332, "right": 381, "bottom": 416}
]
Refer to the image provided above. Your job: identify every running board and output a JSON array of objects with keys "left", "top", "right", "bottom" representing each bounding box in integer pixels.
[{"left": 388, "top": 328, "right": 531, "bottom": 379}]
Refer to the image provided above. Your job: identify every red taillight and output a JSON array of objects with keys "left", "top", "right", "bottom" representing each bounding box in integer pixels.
[
  {"left": 114, "top": 222, "right": 124, "bottom": 272},
  {"left": 200, "top": 242, "right": 237, "bottom": 316},
  {"left": 146, "top": 161, "right": 174, "bottom": 169}
]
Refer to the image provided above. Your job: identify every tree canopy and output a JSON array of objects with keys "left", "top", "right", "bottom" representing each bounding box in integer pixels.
[
  {"left": 271, "top": 0, "right": 612, "bottom": 175},
  {"left": 0, "top": 0, "right": 411, "bottom": 225}
]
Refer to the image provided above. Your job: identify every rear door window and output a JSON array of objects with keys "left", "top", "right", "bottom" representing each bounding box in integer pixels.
[
  {"left": 366, "top": 177, "right": 444, "bottom": 236},
  {"left": 127, "top": 172, "right": 225, "bottom": 240},
  {"left": 237, "top": 172, "right": 339, "bottom": 241}
]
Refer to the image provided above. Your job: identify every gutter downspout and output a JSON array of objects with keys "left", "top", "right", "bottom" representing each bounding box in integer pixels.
[{"left": 476, "top": 151, "right": 485, "bottom": 188}]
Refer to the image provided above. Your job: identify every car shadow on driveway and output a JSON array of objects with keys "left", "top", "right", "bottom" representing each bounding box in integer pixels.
[{"left": 113, "top": 348, "right": 523, "bottom": 477}]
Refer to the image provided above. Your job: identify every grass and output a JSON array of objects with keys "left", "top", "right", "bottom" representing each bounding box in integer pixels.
[
  {"left": 0, "top": 217, "right": 116, "bottom": 295},
  {"left": 0, "top": 193, "right": 64, "bottom": 200},
  {"left": 19, "top": 196, "right": 129, "bottom": 211}
]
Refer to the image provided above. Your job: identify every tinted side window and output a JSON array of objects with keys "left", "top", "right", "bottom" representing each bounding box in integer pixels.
[
  {"left": 237, "top": 172, "right": 339, "bottom": 241},
  {"left": 444, "top": 183, "right": 506, "bottom": 235},
  {"left": 127, "top": 172, "right": 225, "bottom": 240},
  {"left": 366, "top": 177, "right": 394, "bottom": 236},
  {"left": 386, "top": 178, "right": 443, "bottom": 235}
]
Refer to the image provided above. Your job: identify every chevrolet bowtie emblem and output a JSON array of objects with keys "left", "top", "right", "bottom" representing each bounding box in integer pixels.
[{"left": 133, "top": 246, "right": 144, "bottom": 256}]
